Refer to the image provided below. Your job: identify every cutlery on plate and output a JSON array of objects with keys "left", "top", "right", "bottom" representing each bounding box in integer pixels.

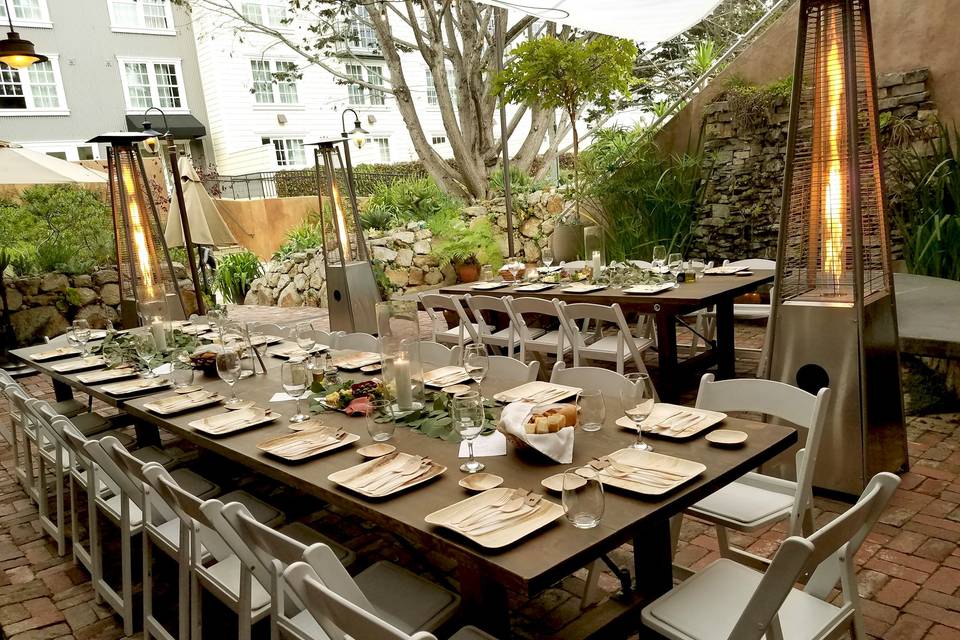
[
  {"left": 352, "top": 455, "right": 418, "bottom": 489},
  {"left": 447, "top": 491, "right": 516, "bottom": 526},
  {"left": 368, "top": 460, "right": 434, "bottom": 495},
  {"left": 462, "top": 501, "right": 545, "bottom": 536},
  {"left": 457, "top": 494, "right": 543, "bottom": 533},
  {"left": 454, "top": 490, "right": 532, "bottom": 529}
]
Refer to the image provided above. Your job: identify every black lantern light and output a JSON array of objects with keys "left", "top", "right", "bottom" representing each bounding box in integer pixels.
[{"left": 0, "top": 0, "right": 47, "bottom": 69}]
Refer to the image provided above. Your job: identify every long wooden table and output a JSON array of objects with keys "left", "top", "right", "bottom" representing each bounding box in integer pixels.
[
  {"left": 12, "top": 338, "right": 795, "bottom": 639},
  {"left": 440, "top": 271, "right": 775, "bottom": 402}
]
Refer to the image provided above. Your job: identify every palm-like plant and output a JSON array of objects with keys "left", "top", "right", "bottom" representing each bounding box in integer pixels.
[{"left": 213, "top": 251, "right": 264, "bottom": 304}]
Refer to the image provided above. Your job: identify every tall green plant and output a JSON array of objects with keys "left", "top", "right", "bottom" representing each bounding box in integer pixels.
[
  {"left": 362, "top": 177, "right": 462, "bottom": 228},
  {"left": 214, "top": 251, "right": 263, "bottom": 304}
]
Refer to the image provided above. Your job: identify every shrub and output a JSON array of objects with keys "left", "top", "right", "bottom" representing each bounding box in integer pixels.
[
  {"left": 488, "top": 167, "right": 548, "bottom": 195},
  {"left": 360, "top": 207, "right": 393, "bottom": 231},
  {"left": 273, "top": 212, "right": 325, "bottom": 260},
  {"left": 362, "top": 177, "right": 462, "bottom": 228},
  {"left": 214, "top": 250, "right": 263, "bottom": 304},
  {"left": 431, "top": 217, "right": 503, "bottom": 268}
]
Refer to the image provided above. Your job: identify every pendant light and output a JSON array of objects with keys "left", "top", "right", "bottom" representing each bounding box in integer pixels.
[{"left": 0, "top": 0, "right": 47, "bottom": 69}]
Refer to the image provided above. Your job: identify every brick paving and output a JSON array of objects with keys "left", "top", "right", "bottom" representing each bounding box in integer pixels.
[{"left": 0, "top": 313, "right": 958, "bottom": 639}]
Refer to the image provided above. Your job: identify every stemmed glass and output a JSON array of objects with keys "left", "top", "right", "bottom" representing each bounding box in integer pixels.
[
  {"left": 562, "top": 467, "right": 604, "bottom": 529},
  {"left": 507, "top": 256, "right": 523, "bottom": 282},
  {"left": 72, "top": 319, "right": 91, "bottom": 357},
  {"left": 542, "top": 247, "right": 554, "bottom": 268},
  {"left": 281, "top": 359, "right": 310, "bottom": 423},
  {"left": 620, "top": 373, "right": 656, "bottom": 451},
  {"left": 217, "top": 348, "right": 245, "bottom": 409},
  {"left": 651, "top": 245, "right": 667, "bottom": 272},
  {"left": 134, "top": 334, "right": 159, "bottom": 378},
  {"left": 295, "top": 322, "right": 316, "bottom": 354},
  {"left": 452, "top": 391, "right": 485, "bottom": 473},
  {"left": 463, "top": 344, "right": 488, "bottom": 400},
  {"left": 208, "top": 308, "right": 224, "bottom": 340},
  {"left": 668, "top": 253, "right": 683, "bottom": 283}
]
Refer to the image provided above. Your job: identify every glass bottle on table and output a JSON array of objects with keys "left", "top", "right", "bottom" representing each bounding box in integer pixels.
[
  {"left": 452, "top": 391, "right": 485, "bottom": 473},
  {"left": 217, "top": 348, "right": 245, "bottom": 409},
  {"left": 620, "top": 373, "right": 656, "bottom": 451},
  {"left": 480, "top": 264, "right": 495, "bottom": 282},
  {"left": 281, "top": 358, "right": 310, "bottom": 423}
]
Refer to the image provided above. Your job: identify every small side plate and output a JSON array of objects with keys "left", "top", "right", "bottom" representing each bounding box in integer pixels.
[
  {"left": 541, "top": 473, "right": 585, "bottom": 493},
  {"left": 459, "top": 473, "right": 504, "bottom": 492},
  {"left": 705, "top": 429, "right": 748, "bottom": 447},
  {"left": 357, "top": 443, "right": 396, "bottom": 458}
]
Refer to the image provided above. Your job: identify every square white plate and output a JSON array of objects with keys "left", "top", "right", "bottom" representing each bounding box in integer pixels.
[
  {"left": 622, "top": 283, "right": 676, "bottom": 295},
  {"left": 425, "top": 488, "right": 563, "bottom": 549}
]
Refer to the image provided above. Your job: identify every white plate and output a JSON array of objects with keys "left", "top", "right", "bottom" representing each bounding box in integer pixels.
[
  {"left": 144, "top": 391, "right": 224, "bottom": 415},
  {"left": 703, "top": 265, "right": 748, "bottom": 275},
  {"left": 425, "top": 488, "right": 564, "bottom": 549},
  {"left": 269, "top": 343, "right": 330, "bottom": 359},
  {"left": 329, "top": 452, "right": 446, "bottom": 498},
  {"left": 30, "top": 347, "right": 81, "bottom": 361},
  {"left": 615, "top": 403, "right": 726, "bottom": 439},
  {"left": 257, "top": 428, "right": 359, "bottom": 461},
  {"left": 189, "top": 407, "right": 277, "bottom": 436},
  {"left": 705, "top": 429, "right": 748, "bottom": 446},
  {"left": 622, "top": 283, "right": 676, "bottom": 295},
  {"left": 512, "top": 283, "right": 555, "bottom": 292},
  {"left": 101, "top": 377, "right": 170, "bottom": 396},
  {"left": 470, "top": 282, "right": 509, "bottom": 290},
  {"left": 423, "top": 366, "right": 470, "bottom": 388},
  {"left": 76, "top": 367, "right": 138, "bottom": 384},
  {"left": 331, "top": 351, "right": 381, "bottom": 370},
  {"left": 493, "top": 380, "right": 581, "bottom": 405},
  {"left": 51, "top": 356, "right": 107, "bottom": 373},
  {"left": 561, "top": 284, "right": 606, "bottom": 294},
  {"left": 589, "top": 448, "right": 705, "bottom": 496}
]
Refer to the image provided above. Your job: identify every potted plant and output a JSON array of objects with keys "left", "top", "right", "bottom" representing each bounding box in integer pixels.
[{"left": 431, "top": 218, "right": 503, "bottom": 283}]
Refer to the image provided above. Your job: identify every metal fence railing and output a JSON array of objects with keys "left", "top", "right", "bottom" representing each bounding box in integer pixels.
[{"left": 205, "top": 168, "right": 428, "bottom": 200}]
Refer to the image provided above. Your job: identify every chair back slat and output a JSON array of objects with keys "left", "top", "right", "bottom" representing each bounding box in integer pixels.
[
  {"left": 100, "top": 437, "right": 178, "bottom": 523},
  {"left": 201, "top": 499, "right": 275, "bottom": 589},
  {"left": 550, "top": 362, "right": 639, "bottom": 400},
  {"left": 420, "top": 294, "right": 477, "bottom": 344},
  {"left": 301, "top": 543, "right": 375, "bottom": 612},
  {"left": 145, "top": 467, "right": 234, "bottom": 561},
  {"left": 484, "top": 356, "right": 539, "bottom": 383},
  {"left": 417, "top": 341, "right": 456, "bottom": 366},
  {"left": 337, "top": 332, "right": 381, "bottom": 353},
  {"left": 227, "top": 503, "right": 306, "bottom": 570}
]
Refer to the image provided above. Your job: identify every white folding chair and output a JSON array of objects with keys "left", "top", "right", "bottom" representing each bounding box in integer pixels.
[
  {"left": 250, "top": 322, "right": 291, "bottom": 339},
  {"left": 419, "top": 293, "right": 477, "bottom": 348},
  {"left": 450, "top": 348, "right": 540, "bottom": 384},
  {"left": 4, "top": 385, "right": 40, "bottom": 503},
  {"left": 418, "top": 341, "right": 458, "bottom": 367},
  {"left": 644, "top": 472, "right": 900, "bottom": 640},
  {"left": 550, "top": 362, "right": 647, "bottom": 400},
  {"left": 674, "top": 374, "right": 831, "bottom": 572},
  {"left": 284, "top": 560, "right": 496, "bottom": 640},
  {"left": 336, "top": 332, "right": 381, "bottom": 353},
  {"left": 463, "top": 294, "right": 539, "bottom": 357},
  {"left": 556, "top": 301, "right": 653, "bottom": 374},
  {"left": 22, "top": 397, "right": 71, "bottom": 556},
  {"left": 502, "top": 296, "right": 571, "bottom": 362}
]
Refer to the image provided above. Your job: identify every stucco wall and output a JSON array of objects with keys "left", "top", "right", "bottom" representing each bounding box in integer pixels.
[
  {"left": 658, "top": 0, "right": 959, "bottom": 153},
  {"left": 214, "top": 196, "right": 318, "bottom": 259}
]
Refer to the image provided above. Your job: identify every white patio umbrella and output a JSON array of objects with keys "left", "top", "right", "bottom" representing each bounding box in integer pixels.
[
  {"left": 0, "top": 141, "right": 107, "bottom": 184},
  {"left": 164, "top": 156, "right": 236, "bottom": 248}
]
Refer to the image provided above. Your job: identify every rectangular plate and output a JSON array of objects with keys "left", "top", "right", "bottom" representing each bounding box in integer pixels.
[
  {"left": 329, "top": 452, "right": 446, "bottom": 498},
  {"left": 268, "top": 343, "right": 330, "bottom": 359},
  {"left": 188, "top": 408, "right": 278, "bottom": 436},
  {"left": 331, "top": 351, "right": 381, "bottom": 370},
  {"left": 257, "top": 428, "right": 359, "bottom": 461},
  {"left": 615, "top": 403, "right": 727, "bottom": 439},
  {"left": 423, "top": 366, "right": 470, "bottom": 388},
  {"left": 493, "top": 380, "right": 581, "bottom": 405},
  {"left": 561, "top": 284, "right": 606, "bottom": 294},
  {"left": 425, "top": 487, "right": 564, "bottom": 549},
  {"left": 29, "top": 347, "right": 81, "bottom": 361},
  {"left": 144, "top": 391, "right": 224, "bottom": 415},
  {"left": 77, "top": 367, "right": 138, "bottom": 384},
  {"left": 622, "top": 283, "right": 676, "bottom": 295},
  {"left": 703, "top": 265, "right": 748, "bottom": 275},
  {"left": 87, "top": 330, "right": 108, "bottom": 341},
  {"left": 51, "top": 356, "right": 107, "bottom": 373},
  {"left": 101, "top": 377, "right": 171, "bottom": 396},
  {"left": 512, "top": 283, "right": 555, "bottom": 292},
  {"left": 595, "top": 448, "right": 705, "bottom": 496},
  {"left": 470, "top": 282, "right": 509, "bottom": 290}
]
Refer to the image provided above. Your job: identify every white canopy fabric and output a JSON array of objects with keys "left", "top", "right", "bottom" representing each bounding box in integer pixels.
[
  {"left": 0, "top": 142, "right": 107, "bottom": 184},
  {"left": 164, "top": 156, "right": 237, "bottom": 248},
  {"left": 479, "top": 0, "right": 723, "bottom": 43}
]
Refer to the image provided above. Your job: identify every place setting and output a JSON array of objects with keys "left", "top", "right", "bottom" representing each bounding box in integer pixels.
[
  {"left": 425, "top": 487, "right": 564, "bottom": 548},
  {"left": 493, "top": 380, "right": 581, "bottom": 405},
  {"left": 329, "top": 451, "right": 446, "bottom": 498},
  {"left": 29, "top": 346, "right": 82, "bottom": 362},
  {"left": 582, "top": 450, "right": 705, "bottom": 496},
  {"left": 422, "top": 365, "right": 471, "bottom": 388},
  {"left": 76, "top": 366, "right": 139, "bottom": 384},
  {"left": 188, "top": 406, "right": 278, "bottom": 436},
  {"left": 615, "top": 403, "right": 727, "bottom": 439},
  {"left": 50, "top": 355, "right": 108, "bottom": 373},
  {"left": 101, "top": 376, "right": 172, "bottom": 397},
  {"left": 143, "top": 389, "right": 225, "bottom": 415},
  {"left": 257, "top": 424, "right": 359, "bottom": 461}
]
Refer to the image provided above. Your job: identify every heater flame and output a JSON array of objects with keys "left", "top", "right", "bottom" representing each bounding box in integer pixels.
[
  {"left": 821, "top": 22, "right": 845, "bottom": 291},
  {"left": 330, "top": 181, "right": 352, "bottom": 262},
  {"left": 121, "top": 163, "right": 158, "bottom": 301}
]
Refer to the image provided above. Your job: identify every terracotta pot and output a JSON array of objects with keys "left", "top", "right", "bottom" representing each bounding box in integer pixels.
[
  {"left": 551, "top": 222, "right": 586, "bottom": 262},
  {"left": 455, "top": 261, "right": 481, "bottom": 283}
]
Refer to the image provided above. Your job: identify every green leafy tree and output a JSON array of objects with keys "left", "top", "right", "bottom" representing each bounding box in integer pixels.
[{"left": 495, "top": 35, "right": 637, "bottom": 215}]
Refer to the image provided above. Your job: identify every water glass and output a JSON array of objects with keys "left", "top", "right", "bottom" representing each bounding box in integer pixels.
[
  {"left": 463, "top": 344, "right": 488, "bottom": 399},
  {"left": 72, "top": 319, "right": 91, "bottom": 356},
  {"left": 171, "top": 351, "right": 195, "bottom": 389},
  {"left": 578, "top": 389, "right": 605, "bottom": 432},
  {"left": 651, "top": 245, "right": 667, "bottom": 271},
  {"left": 507, "top": 257, "right": 523, "bottom": 282},
  {"left": 480, "top": 264, "right": 495, "bottom": 282},
  {"left": 452, "top": 391, "right": 485, "bottom": 473},
  {"left": 621, "top": 373, "right": 656, "bottom": 451},
  {"left": 690, "top": 257, "right": 706, "bottom": 280},
  {"left": 281, "top": 359, "right": 309, "bottom": 422},
  {"left": 217, "top": 349, "right": 244, "bottom": 409},
  {"left": 365, "top": 398, "right": 396, "bottom": 442},
  {"left": 562, "top": 467, "right": 604, "bottom": 529},
  {"left": 542, "top": 246, "right": 554, "bottom": 268},
  {"left": 295, "top": 322, "right": 316, "bottom": 353},
  {"left": 134, "top": 333, "right": 159, "bottom": 377},
  {"left": 668, "top": 253, "right": 683, "bottom": 281}
]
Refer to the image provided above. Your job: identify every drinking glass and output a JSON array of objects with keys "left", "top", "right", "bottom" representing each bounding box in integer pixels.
[
  {"left": 690, "top": 257, "right": 706, "bottom": 280},
  {"left": 578, "top": 389, "right": 605, "bottom": 432},
  {"left": 452, "top": 391, "right": 485, "bottom": 473},
  {"left": 668, "top": 253, "right": 683, "bottom": 282},
  {"left": 507, "top": 257, "right": 523, "bottom": 282},
  {"left": 305, "top": 352, "right": 327, "bottom": 386},
  {"left": 366, "top": 398, "right": 396, "bottom": 442},
  {"left": 542, "top": 246, "right": 554, "bottom": 268},
  {"left": 562, "top": 467, "right": 604, "bottom": 529},
  {"left": 480, "top": 264, "right": 495, "bottom": 282},
  {"left": 281, "top": 359, "right": 310, "bottom": 423},
  {"left": 72, "top": 319, "right": 91, "bottom": 357},
  {"left": 207, "top": 308, "right": 224, "bottom": 340},
  {"left": 620, "top": 373, "right": 656, "bottom": 451},
  {"left": 134, "top": 334, "right": 159, "bottom": 378},
  {"left": 217, "top": 349, "right": 244, "bottom": 409},
  {"left": 463, "top": 344, "right": 488, "bottom": 400},
  {"left": 65, "top": 326, "right": 79, "bottom": 350},
  {"left": 651, "top": 245, "right": 667, "bottom": 271},
  {"left": 295, "top": 322, "right": 316, "bottom": 354},
  {"left": 171, "top": 350, "right": 195, "bottom": 389}
]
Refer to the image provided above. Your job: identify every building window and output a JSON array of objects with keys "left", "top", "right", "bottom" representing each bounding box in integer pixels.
[
  {"left": 347, "top": 9, "right": 378, "bottom": 50},
  {"left": 367, "top": 137, "right": 390, "bottom": 163},
  {"left": 426, "top": 70, "right": 437, "bottom": 105},
  {"left": 0, "top": 58, "right": 66, "bottom": 113},
  {"left": 431, "top": 135, "right": 446, "bottom": 145},
  {"left": 346, "top": 64, "right": 386, "bottom": 107},
  {"left": 109, "top": 0, "right": 174, "bottom": 33},
  {"left": 241, "top": 1, "right": 288, "bottom": 28},
  {"left": 263, "top": 137, "right": 306, "bottom": 167},
  {"left": 0, "top": 0, "right": 50, "bottom": 26},
  {"left": 119, "top": 58, "right": 187, "bottom": 112},
  {"left": 77, "top": 146, "right": 95, "bottom": 161},
  {"left": 250, "top": 59, "right": 298, "bottom": 105}
]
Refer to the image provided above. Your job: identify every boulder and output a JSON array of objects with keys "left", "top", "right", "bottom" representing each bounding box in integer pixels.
[
  {"left": 545, "top": 195, "right": 564, "bottom": 215},
  {"left": 93, "top": 269, "right": 119, "bottom": 286},
  {"left": 396, "top": 248, "right": 414, "bottom": 267},
  {"left": 277, "top": 284, "right": 303, "bottom": 307},
  {"left": 415, "top": 229, "right": 433, "bottom": 240},
  {"left": 72, "top": 274, "right": 93, "bottom": 288},
  {"left": 179, "top": 289, "right": 198, "bottom": 317},
  {"left": 26, "top": 293, "right": 57, "bottom": 307},
  {"left": 520, "top": 217, "right": 539, "bottom": 238},
  {"left": 303, "top": 263, "right": 316, "bottom": 277},
  {"left": 100, "top": 283, "right": 121, "bottom": 306},
  {"left": 424, "top": 269, "right": 443, "bottom": 285},
  {"left": 171, "top": 262, "right": 188, "bottom": 280},
  {"left": 385, "top": 268, "right": 409, "bottom": 288},
  {"left": 407, "top": 267, "right": 425, "bottom": 286},
  {"left": 16, "top": 277, "right": 40, "bottom": 296},
  {"left": 293, "top": 273, "right": 308, "bottom": 291},
  {"left": 372, "top": 246, "right": 398, "bottom": 262},
  {"left": 74, "top": 304, "right": 119, "bottom": 329},
  {"left": 266, "top": 272, "right": 281, "bottom": 288},
  {"left": 369, "top": 236, "right": 389, "bottom": 247},
  {"left": 4, "top": 287, "right": 23, "bottom": 312},
  {"left": 276, "top": 274, "right": 292, "bottom": 292},
  {"left": 244, "top": 290, "right": 259, "bottom": 305},
  {"left": 413, "top": 240, "right": 431, "bottom": 255},
  {"left": 309, "top": 270, "right": 325, "bottom": 290},
  {"left": 72, "top": 287, "right": 98, "bottom": 307},
  {"left": 463, "top": 205, "right": 487, "bottom": 218},
  {"left": 10, "top": 306, "right": 68, "bottom": 345},
  {"left": 393, "top": 231, "right": 416, "bottom": 244},
  {"left": 413, "top": 254, "right": 439, "bottom": 268},
  {"left": 523, "top": 240, "right": 541, "bottom": 262}
]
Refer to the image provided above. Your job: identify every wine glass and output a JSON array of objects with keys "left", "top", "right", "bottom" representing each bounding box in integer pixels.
[
  {"left": 281, "top": 359, "right": 310, "bottom": 423},
  {"left": 690, "top": 257, "right": 706, "bottom": 280},
  {"left": 134, "top": 334, "right": 159, "bottom": 378},
  {"left": 217, "top": 348, "right": 244, "bottom": 409},
  {"left": 295, "top": 322, "right": 316, "bottom": 354},
  {"left": 452, "top": 391, "right": 485, "bottom": 473},
  {"left": 562, "top": 467, "right": 604, "bottom": 529},
  {"left": 668, "top": 253, "right": 683, "bottom": 283},
  {"left": 207, "top": 308, "right": 224, "bottom": 340},
  {"left": 620, "top": 373, "right": 656, "bottom": 451},
  {"left": 651, "top": 245, "right": 667, "bottom": 272},
  {"left": 463, "top": 344, "right": 488, "bottom": 400},
  {"left": 72, "top": 319, "right": 91, "bottom": 357},
  {"left": 507, "top": 256, "right": 523, "bottom": 282},
  {"left": 542, "top": 246, "right": 554, "bottom": 269}
]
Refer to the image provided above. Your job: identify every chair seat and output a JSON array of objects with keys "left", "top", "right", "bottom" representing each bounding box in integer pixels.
[
  {"left": 642, "top": 558, "right": 843, "bottom": 640},
  {"left": 733, "top": 303, "right": 770, "bottom": 320},
  {"left": 99, "top": 494, "right": 143, "bottom": 527},
  {"left": 437, "top": 325, "right": 477, "bottom": 344},
  {"left": 204, "top": 555, "right": 271, "bottom": 610},
  {"left": 70, "top": 412, "right": 112, "bottom": 437},
  {"left": 581, "top": 335, "right": 653, "bottom": 357},
  {"left": 688, "top": 474, "right": 794, "bottom": 530},
  {"left": 51, "top": 398, "right": 86, "bottom": 418},
  {"left": 526, "top": 330, "right": 572, "bottom": 353},
  {"left": 450, "top": 625, "right": 499, "bottom": 640},
  {"left": 132, "top": 446, "right": 175, "bottom": 467},
  {"left": 485, "top": 327, "right": 543, "bottom": 346},
  {"left": 356, "top": 560, "right": 460, "bottom": 633},
  {"left": 285, "top": 609, "right": 332, "bottom": 640},
  {"left": 170, "top": 468, "right": 220, "bottom": 499},
  {"left": 280, "top": 522, "right": 356, "bottom": 567},
  {"left": 221, "top": 490, "right": 285, "bottom": 528}
]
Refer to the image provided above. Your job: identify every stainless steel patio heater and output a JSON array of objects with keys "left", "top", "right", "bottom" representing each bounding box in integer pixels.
[
  {"left": 310, "top": 138, "right": 379, "bottom": 334},
  {"left": 88, "top": 132, "right": 184, "bottom": 328},
  {"left": 767, "top": 0, "right": 908, "bottom": 495}
]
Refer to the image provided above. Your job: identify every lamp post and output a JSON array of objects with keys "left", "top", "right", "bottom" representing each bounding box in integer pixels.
[
  {"left": 340, "top": 108, "right": 368, "bottom": 205},
  {"left": 0, "top": 0, "right": 47, "bottom": 69},
  {"left": 141, "top": 106, "right": 206, "bottom": 315}
]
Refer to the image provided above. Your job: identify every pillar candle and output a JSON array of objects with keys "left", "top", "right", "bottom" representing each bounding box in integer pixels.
[{"left": 394, "top": 356, "right": 413, "bottom": 410}]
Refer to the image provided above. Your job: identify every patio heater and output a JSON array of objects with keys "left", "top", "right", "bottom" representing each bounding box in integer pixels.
[
  {"left": 87, "top": 132, "right": 185, "bottom": 328},
  {"left": 309, "top": 138, "right": 379, "bottom": 333},
  {"left": 767, "top": 0, "right": 908, "bottom": 495}
]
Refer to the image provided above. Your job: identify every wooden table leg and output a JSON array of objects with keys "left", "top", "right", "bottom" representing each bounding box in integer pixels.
[
  {"left": 52, "top": 379, "right": 74, "bottom": 402},
  {"left": 654, "top": 313, "right": 679, "bottom": 402},
  {"left": 634, "top": 520, "right": 673, "bottom": 639},
  {"left": 457, "top": 562, "right": 511, "bottom": 637},
  {"left": 715, "top": 298, "right": 735, "bottom": 379}
]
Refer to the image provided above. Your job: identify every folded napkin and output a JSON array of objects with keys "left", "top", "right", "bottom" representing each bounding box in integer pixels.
[
  {"left": 270, "top": 391, "right": 312, "bottom": 402},
  {"left": 458, "top": 431, "right": 507, "bottom": 458},
  {"left": 499, "top": 402, "right": 575, "bottom": 464}
]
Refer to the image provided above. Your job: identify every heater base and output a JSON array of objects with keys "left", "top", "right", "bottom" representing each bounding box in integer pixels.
[
  {"left": 326, "top": 262, "right": 380, "bottom": 334},
  {"left": 768, "top": 294, "right": 908, "bottom": 495}
]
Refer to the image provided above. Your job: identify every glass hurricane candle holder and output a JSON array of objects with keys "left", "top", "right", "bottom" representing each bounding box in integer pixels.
[{"left": 380, "top": 335, "right": 424, "bottom": 415}]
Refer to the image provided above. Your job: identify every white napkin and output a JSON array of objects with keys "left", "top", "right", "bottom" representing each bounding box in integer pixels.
[
  {"left": 458, "top": 431, "right": 507, "bottom": 458},
  {"left": 152, "top": 363, "right": 173, "bottom": 375},
  {"left": 499, "top": 402, "right": 575, "bottom": 464},
  {"left": 270, "top": 391, "right": 312, "bottom": 402}
]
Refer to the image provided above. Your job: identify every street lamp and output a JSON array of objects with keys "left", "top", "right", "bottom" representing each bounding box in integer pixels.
[
  {"left": 0, "top": 0, "right": 47, "bottom": 69},
  {"left": 341, "top": 107, "right": 368, "bottom": 149},
  {"left": 141, "top": 106, "right": 206, "bottom": 315}
]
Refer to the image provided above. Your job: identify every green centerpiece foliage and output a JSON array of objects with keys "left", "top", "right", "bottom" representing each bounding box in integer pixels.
[
  {"left": 94, "top": 330, "right": 199, "bottom": 372},
  {"left": 377, "top": 392, "right": 496, "bottom": 443}
]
